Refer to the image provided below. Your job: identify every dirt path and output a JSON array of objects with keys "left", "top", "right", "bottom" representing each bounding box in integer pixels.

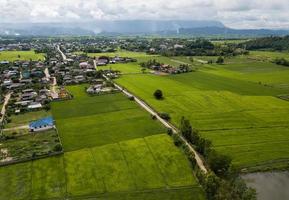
[
  {"left": 103, "top": 74, "right": 208, "bottom": 173},
  {"left": 0, "top": 93, "right": 12, "bottom": 123},
  {"left": 170, "top": 59, "right": 191, "bottom": 65},
  {"left": 194, "top": 59, "right": 208, "bottom": 64},
  {"left": 3, "top": 125, "right": 29, "bottom": 131}
]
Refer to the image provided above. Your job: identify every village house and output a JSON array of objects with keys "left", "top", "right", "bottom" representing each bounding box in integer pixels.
[{"left": 29, "top": 116, "right": 55, "bottom": 132}]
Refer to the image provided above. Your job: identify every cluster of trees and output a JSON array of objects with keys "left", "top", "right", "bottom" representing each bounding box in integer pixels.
[
  {"left": 140, "top": 59, "right": 162, "bottom": 68},
  {"left": 240, "top": 36, "right": 289, "bottom": 51},
  {"left": 176, "top": 117, "right": 256, "bottom": 200},
  {"left": 120, "top": 38, "right": 248, "bottom": 57},
  {"left": 273, "top": 58, "right": 289, "bottom": 67}
]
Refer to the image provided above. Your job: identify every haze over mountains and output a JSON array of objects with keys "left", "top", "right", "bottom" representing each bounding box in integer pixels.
[{"left": 1, "top": 20, "right": 288, "bottom": 37}]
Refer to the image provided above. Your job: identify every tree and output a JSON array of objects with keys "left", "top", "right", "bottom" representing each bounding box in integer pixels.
[
  {"left": 208, "top": 150, "right": 232, "bottom": 177},
  {"left": 180, "top": 116, "right": 192, "bottom": 140},
  {"left": 153, "top": 89, "right": 163, "bottom": 99},
  {"left": 216, "top": 56, "right": 224, "bottom": 64}
]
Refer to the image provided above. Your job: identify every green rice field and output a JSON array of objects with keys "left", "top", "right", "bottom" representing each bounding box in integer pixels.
[
  {"left": 0, "top": 50, "right": 45, "bottom": 61},
  {"left": 0, "top": 135, "right": 204, "bottom": 200},
  {"left": 51, "top": 85, "right": 166, "bottom": 151},
  {"left": 113, "top": 51, "right": 289, "bottom": 171}
]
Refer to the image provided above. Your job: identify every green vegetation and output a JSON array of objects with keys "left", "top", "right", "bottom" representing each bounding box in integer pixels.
[
  {"left": 0, "top": 50, "right": 45, "bottom": 61},
  {"left": 114, "top": 51, "right": 289, "bottom": 171},
  {"left": 5, "top": 110, "right": 51, "bottom": 128},
  {"left": 51, "top": 85, "right": 165, "bottom": 151},
  {"left": 0, "top": 135, "right": 204, "bottom": 200}
]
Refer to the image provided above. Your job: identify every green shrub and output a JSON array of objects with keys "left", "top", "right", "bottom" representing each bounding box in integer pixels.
[
  {"left": 53, "top": 144, "right": 63, "bottom": 152},
  {"left": 153, "top": 89, "right": 163, "bottom": 99}
]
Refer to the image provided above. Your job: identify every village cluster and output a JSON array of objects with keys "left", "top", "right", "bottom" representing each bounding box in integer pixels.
[{"left": 0, "top": 41, "right": 141, "bottom": 165}]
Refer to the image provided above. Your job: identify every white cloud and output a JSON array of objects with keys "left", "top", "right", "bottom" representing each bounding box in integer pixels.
[{"left": 0, "top": 0, "right": 288, "bottom": 29}]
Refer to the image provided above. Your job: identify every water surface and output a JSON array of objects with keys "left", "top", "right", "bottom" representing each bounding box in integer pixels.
[{"left": 243, "top": 172, "right": 289, "bottom": 200}]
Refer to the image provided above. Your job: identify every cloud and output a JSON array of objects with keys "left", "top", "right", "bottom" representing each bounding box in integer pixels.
[{"left": 0, "top": 0, "right": 288, "bottom": 29}]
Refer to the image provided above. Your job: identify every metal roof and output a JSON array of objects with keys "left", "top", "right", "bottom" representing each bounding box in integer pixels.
[{"left": 29, "top": 116, "right": 54, "bottom": 129}]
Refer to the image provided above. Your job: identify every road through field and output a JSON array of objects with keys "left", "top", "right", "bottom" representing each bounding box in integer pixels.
[
  {"left": 62, "top": 47, "right": 208, "bottom": 173},
  {"left": 103, "top": 74, "right": 208, "bottom": 173},
  {"left": 0, "top": 93, "right": 11, "bottom": 123}
]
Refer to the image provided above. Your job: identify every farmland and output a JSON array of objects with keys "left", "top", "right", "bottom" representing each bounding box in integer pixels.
[
  {"left": 0, "top": 50, "right": 45, "bottom": 61},
  {"left": 1, "top": 51, "right": 203, "bottom": 200},
  {"left": 113, "top": 51, "right": 289, "bottom": 171},
  {"left": 0, "top": 134, "right": 204, "bottom": 200},
  {"left": 51, "top": 85, "right": 166, "bottom": 151}
]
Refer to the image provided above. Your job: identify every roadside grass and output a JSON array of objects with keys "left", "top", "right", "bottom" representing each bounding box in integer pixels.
[
  {"left": 5, "top": 110, "right": 51, "bottom": 128},
  {"left": 0, "top": 134, "right": 204, "bottom": 200},
  {"left": 51, "top": 85, "right": 166, "bottom": 151},
  {"left": 0, "top": 50, "right": 45, "bottom": 61}
]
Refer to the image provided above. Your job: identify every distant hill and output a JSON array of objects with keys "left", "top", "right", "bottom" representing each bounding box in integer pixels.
[
  {"left": 1, "top": 21, "right": 288, "bottom": 37},
  {"left": 0, "top": 20, "right": 224, "bottom": 36},
  {"left": 239, "top": 36, "right": 289, "bottom": 50},
  {"left": 179, "top": 27, "right": 289, "bottom": 37}
]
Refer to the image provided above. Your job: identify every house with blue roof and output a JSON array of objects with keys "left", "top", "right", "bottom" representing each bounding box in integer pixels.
[{"left": 29, "top": 116, "right": 55, "bottom": 132}]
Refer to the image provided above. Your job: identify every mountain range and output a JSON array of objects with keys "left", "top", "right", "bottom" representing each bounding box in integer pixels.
[{"left": 0, "top": 20, "right": 288, "bottom": 37}]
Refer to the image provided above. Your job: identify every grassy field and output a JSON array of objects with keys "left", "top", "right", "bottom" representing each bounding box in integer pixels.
[
  {"left": 0, "top": 135, "right": 204, "bottom": 200},
  {"left": 112, "top": 51, "right": 289, "bottom": 170},
  {"left": 5, "top": 110, "right": 52, "bottom": 128},
  {"left": 51, "top": 85, "right": 166, "bottom": 151},
  {"left": 0, "top": 50, "right": 45, "bottom": 61},
  {"left": 98, "top": 62, "right": 146, "bottom": 74}
]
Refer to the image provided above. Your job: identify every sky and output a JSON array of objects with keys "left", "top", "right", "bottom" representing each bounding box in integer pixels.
[{"left": 0, "top": 0, "right": 289, "bottom": 29}]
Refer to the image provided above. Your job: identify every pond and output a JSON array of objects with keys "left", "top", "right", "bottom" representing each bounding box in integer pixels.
[{"left": 242, "top": 172, "right": 289, "bottom": 200}]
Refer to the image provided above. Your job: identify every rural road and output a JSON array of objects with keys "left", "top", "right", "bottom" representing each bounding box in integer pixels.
[
  {"left": 67, "top": 48, "right": 208, "bottom": 173},
  {"left": 102, "top": 73, "right": 208, "bottom": 173},
  {"left": 0, "top": 93, "right": 12, "bottom": 124},
  {"left": 56, "top": 45, "right": 67, "bottom": 61},
  {"left": 44, "top": 68, "right": 57, "bottom": 94}
]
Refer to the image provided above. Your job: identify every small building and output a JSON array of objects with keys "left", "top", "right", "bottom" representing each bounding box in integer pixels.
[
  {"left": 29, "top": 117, "right": 54, "bottom": 132},
  {"left": 28, "top": 102, "right": 42, "bottom": 110}
]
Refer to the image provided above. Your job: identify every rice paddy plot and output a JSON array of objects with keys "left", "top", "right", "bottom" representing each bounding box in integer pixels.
[{"left": 0, "top": 50, "right": 45, "bottom": 61}]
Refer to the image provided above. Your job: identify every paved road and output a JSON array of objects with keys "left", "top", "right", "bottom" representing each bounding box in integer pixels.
[
  {"left": 56, "top": 45, "right": 67, "bottom": 61},
  {"left": 0, "top": 93, "right": 12, "bottom": 123}
]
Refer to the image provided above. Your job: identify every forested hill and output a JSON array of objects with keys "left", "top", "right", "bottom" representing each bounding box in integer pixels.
[
  {"left": 179, "top": 27, "right": 289, "bottom": 38},
  {"left": 240, "top": 36, "right": 289, "bottom": 50}
]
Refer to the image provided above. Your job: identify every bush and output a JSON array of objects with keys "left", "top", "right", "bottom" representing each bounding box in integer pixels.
[
  {"left": 216, "top": 56, "right": 224, "bottom": 64},
  {"left": 53, "top": 144, "right": 63, "bottom": 152},
  {"left": 159, "top": 113, "right": 171, "bottom": 121},
  {"left": 172, "top": 134, "right": 183, "bottom": 147},
  {"left": 153, "top": 89, "right": 163, "bottom": 99},
  {"left": 167, "top": 128, "right": 173, "bottom": 136}
]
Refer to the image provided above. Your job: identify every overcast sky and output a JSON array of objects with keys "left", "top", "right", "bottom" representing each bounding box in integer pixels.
[{"left": 1, "top": 0, "right": 289, "bottom": 29}]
